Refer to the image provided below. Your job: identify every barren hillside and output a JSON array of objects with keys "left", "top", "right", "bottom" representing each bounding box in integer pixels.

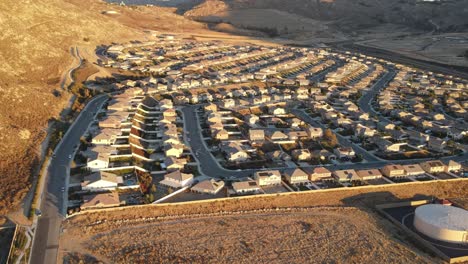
[
  {"left": 187, "top": 0, "right": 468, "bottom": 33},
  {"left": 0, "top": 0, "right": 207, "bottom": 216},
  {"left": 184, "top": 0, "right": 468, "bottom": 65}
]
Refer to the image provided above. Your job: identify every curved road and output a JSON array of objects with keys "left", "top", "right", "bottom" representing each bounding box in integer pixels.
[
  {"left": 182, "top": 105, "right": 255, "bottom": 179},
  {"left": 29, "top": 95, "right": 108, "bottom": 264}
]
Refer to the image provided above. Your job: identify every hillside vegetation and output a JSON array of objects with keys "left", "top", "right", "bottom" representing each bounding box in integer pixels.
[{"left": 0, "top": 0, "right": 207, "bottom": 216}]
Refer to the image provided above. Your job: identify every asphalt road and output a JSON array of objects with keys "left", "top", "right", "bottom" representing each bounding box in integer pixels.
[
  {"left": 182, "top": 105, "right": 255, "bottom": 179},
  {"left": 29, "top": 95, "right": 108, "bottom": 264},
  {"left": 357, "top": 68, "right": 396, "bottom": 123},
  {"left": 183, "top": 102, "right": 468, "bottom": 180},
  {"left": 291, "top": 109, "right": 382, "bottom": 162}
]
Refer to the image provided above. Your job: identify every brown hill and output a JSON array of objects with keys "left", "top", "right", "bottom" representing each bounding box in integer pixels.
[
  {"left": 0, "top": 0, "right": 207, "bottom": 216},
  {"left": 189, "top": 0, "right": 468, "bottom": 33}
]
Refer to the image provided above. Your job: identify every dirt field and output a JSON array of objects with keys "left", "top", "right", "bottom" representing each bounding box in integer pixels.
[
  {"left": 60, "top": 179, "right": 468, "bottom": 263},
  {"left": 61, "top": 208, "right": 436, "bottom": 264}
]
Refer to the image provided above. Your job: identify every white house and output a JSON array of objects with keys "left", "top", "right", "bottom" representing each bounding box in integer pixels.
[
  {"left": 160, "top": 170, "right": 194, "bottom": 188},
  {"left": 85, "top": 145, "right": 117, "bottom": 172},
  {"left": 232, "top": 180, "right": 261, "bottom": 194},
  {"left": 255, "top": 170, "right": 281, "bottom": 186}
]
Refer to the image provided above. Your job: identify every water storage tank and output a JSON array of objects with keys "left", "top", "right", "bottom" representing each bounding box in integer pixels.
[{"left": 414, "top": 204, "right": 468, "bottom": 243}]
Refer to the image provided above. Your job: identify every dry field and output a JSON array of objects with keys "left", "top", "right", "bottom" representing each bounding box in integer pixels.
[
  {"left": 61, "top": 208, "right": 435, "bottom": 264},
  {"left": 60, "top": 179, "right": 468, "bottom": 263}
]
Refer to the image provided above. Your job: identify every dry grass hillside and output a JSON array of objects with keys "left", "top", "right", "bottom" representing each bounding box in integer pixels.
[
  {"left": 61, "top": 208, "right": 434, "bottom": 263},
  {"left": 190, "top": 0, "right": 468, "bottom": 32},
  {"left": 184, "top": 0, "right": 468, "bottom": 65},
  {"left": 0, "top": 0, "right": 208, "bottom": 216}
]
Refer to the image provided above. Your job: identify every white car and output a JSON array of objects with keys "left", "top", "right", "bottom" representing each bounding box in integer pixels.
[{"left": 68, "top": 155, "right": 72, "bottom": 159}]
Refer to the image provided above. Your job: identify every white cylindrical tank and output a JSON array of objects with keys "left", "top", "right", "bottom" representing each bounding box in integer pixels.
[{"left": 414, "top": 204, "right": 468, "bottom": 243}]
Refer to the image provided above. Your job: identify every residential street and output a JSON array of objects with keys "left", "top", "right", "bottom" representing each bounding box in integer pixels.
[
  {"left": 182, "top": 105, "right": 254, "bottom": 179},
  {"left": 357, "top": 68, "right": 396, "bottom": 124},
  {"left": 291, "top": 109, "right": 382, "bottom": 162},
  {"left": 29, "top": 95, "right": 108, "bottom": 264}
]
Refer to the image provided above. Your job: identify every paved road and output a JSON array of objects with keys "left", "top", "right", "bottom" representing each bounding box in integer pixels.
[
  {"left": 183, "top": 103, "right": 468, "bottom": 180},
  {"left": 291, "top": 109, "right": 382, "bottom": 162},
  {"left": 182, "top": 105, "right": 255, "bottom": 179},
  {"left": 357, "top": 68, "right": 396, "bottom": 123},
  {"left": 29, "top": 95, "right": 108, "bottom": 264}
]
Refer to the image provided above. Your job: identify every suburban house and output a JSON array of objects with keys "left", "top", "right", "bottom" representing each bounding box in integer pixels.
[
  {"left": 306, "top": 167, "right": 332, "bottom": 181},
  {"left": 306, "top": 126, "right": 323, "bottom": 139},
  {"left": 402, "top": 164, "right": 425, "bottom": 176},
  {"left": 81, "top": 171, "right": 123, "bottom": 192},
  {"left": 81, "top": 192, "right": 121, "bottom": 210},
  {"left": 283, "top": 168, "right": 309, "bottom": 185},
  {"left": 356, "top": 169, "right": 382, "bottom": 180},
  {"left": 372, "top": 137, "right": 403, "bottom": 152},
  {"left": 255, "top": 170, "right": 282, "bottom": 186},
  {"left": 164, "top": 143, "right": 184, "bottom": 158},
  {"left": 232, "top": 180, "right": 261, "bottom": 194},
  {"left": 428, "top": 137, "right": 447, "bottom": 152},
  {"left": 249, "top": 129, "right": 265, "bottom": 142},
  {"left": 222, "top": 142, "right": 250, "bottom": 162},
  {"left": 214, "top": 129, "right": 229, "bottom": 140},
  {"left": 267, "top": 130, "right": 291, "bottom": 144},
  {"left": 407, "top": 130, "right": 430, "bottom": 144},
  {"left": 332, "top": 169, "right": 360, "bottom": 182},
  {"left": 269, "top": 106, "right": 286, "bottom": 115},
  {"left": 163, "top": 156, "right": 187, "bottom": 171},
  {"left": 85, "top": 145, "right": 117, "bottom": 172},
  {"left": 355, "top": 124, "right": 375, "bottom": 138},
  {"left": 291, "top": 149, "right": 312, "bottom": 161},
  {"left": 160, "top": 170, "right": 194, "bottom": 188},
  {"left": 191, "top": 179, "right": 225, "bottom": 195},
  {"left": 92, "top": 129, "right": 121, "bottom": 145},
  {"left": 444, "top": 160, "right": 461, "bottom": 173},
  {"left": 420, "top": 160, "right": 446, "bottom": 174},
  {"left": 333, "top": 147, "right": 355, "bottom": 159},
  {"left": 381, "top": 164, "right": 406, "bottom": 178}
]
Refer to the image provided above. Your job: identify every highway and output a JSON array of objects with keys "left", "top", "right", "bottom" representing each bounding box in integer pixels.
[{"left": 29, "top": 95, "right": 108, "bottom": 264}]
